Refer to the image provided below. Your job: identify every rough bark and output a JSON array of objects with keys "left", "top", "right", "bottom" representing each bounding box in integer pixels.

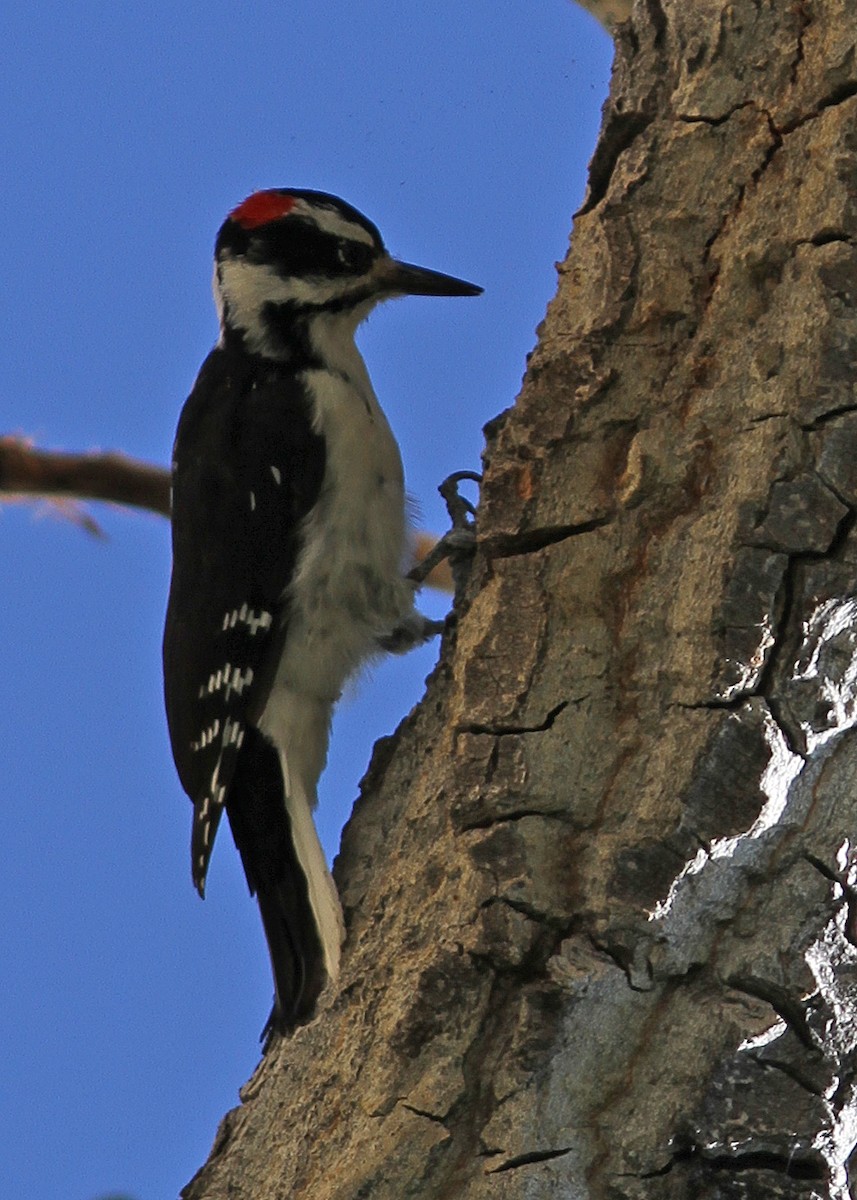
[{"left": 183, "top": 1, "right": 857, "bottom": 1197}]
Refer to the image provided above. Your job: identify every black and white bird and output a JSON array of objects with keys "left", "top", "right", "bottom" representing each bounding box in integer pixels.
[{"left": 162, "top": 189, "right": 481, "bottom": 1037}]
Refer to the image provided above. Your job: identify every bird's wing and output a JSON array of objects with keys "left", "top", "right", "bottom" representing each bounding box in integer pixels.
[{"left": 163, "top": 348, "right": 325, "bottom": 893}]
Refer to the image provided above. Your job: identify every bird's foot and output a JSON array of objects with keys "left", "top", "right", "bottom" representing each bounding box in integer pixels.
[
  {"left": 377, "top": 613, "right": 445, "bottom": 655},
  {"left": 407, "top": 470, "right": 481, "bottom": 595}
]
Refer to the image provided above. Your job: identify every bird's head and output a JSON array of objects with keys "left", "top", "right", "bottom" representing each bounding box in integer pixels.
[{"left": 213, "top": 189, "right": 481, "bottom": 360}]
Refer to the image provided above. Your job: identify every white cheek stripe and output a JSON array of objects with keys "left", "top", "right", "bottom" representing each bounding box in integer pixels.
[
  {"left": 216, "top": 256, "right": 372, "bottom": 321},
  {"left": 290, "top": 198, "right": 377, "bottom": 246}
]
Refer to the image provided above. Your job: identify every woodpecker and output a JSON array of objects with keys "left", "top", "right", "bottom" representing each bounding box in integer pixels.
[{"left": 162, "top": 189, "right": 481, "bottom": 1038}]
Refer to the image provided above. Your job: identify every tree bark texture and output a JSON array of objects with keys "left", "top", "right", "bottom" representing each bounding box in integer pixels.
[
  {"left": 183, "top": 2, "right": 857, "bottom": 1197},
  {"left": 574, "top": 0, "right": 633, "bottom": 33}
]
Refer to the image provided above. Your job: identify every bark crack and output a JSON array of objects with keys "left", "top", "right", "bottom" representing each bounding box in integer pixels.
[
  {"left": 778, "top": 79, "right": 857, "bottom": 136},
  {"left": 486, "top": 1146, "right": 574, "bottom": 1174},
  {"left": 399, "top": 1102, "right": 449, "bottom": 1126},
  {"left": 457, "top": 700, "right": 570, "bottom": 738},
  {"left": 480, "top": 895, "right": 567, "bottom": 931},
  {"left": 458, "top": 807, "right": 571, "bottom": 833},
  {"left": 676, "top": 100, "right": 757, "bottom": 127},
  {"left": 682, "top": 81, "right": 857, "bottom": 146},
  {"left": 796, "top": 231, "right": 855, "bottom": 249},
  {"left": 644, "top": 1142, "right": 827, "bottom": 1181},
  {"left": 483, "top": 516, "right": 613, "bottom": 560},
  {"left": 753, "top": 508, "right": 857, "bottom": 751},
  {"left": 726, "top": 974, "right": 820, "bottom": 1052},
  {"left": 698, "top": 105, "right": 781, "bottom": 279},
  {"left": 422, "top": 971, "right": 519, "bottom": 1196},
  {"left": 801, "top": 403, "right": 857, "bottom": 432},
  {"left": 789, "top": 0, "right": 810, "bottom": 87},
  {"left": 580, "top": 111, "right": 657, "bottom": 215},
  {"left": 754, "top": 1052, "right": 826, "bottom": 1098}
]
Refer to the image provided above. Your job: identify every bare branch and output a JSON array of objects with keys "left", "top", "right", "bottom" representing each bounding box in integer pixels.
[{"left": 0, "top": 435, "right": 170, "bottom": 516}]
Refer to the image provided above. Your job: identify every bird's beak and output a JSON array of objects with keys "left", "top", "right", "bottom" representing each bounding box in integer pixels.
[{"left": 377, "top": 256, "right": 482, "bottom": 298}]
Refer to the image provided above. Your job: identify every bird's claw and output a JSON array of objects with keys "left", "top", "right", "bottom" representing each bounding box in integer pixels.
[{"left": 407, "top": 470, "right": 481, "bottom": 593}]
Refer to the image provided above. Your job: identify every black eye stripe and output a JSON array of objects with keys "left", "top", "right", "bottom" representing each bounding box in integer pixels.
[{"left": 232, "top": 223, "right": 374, "bottom": 279}]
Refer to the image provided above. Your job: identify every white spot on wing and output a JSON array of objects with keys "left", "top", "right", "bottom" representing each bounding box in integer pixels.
[
  {"left": 251, "top": 610, "right": 273, "bottom": 634},
  {"left": 220, "top": 606, "right": 273, "bottom": 637},
  {"left": 207, "top": 666, "right": 227, "bottom": 695},
  {"left": 190, "top": 716, "right": 222, "bottom": 752},
  {"left": 270, "top": 465, "right": 282, "bottom": 485},
  {"left": 223, "top": 717, "right": 245, "bottom": 746},
  {"left": 224, "top": 665, "right": 253, "bottom": 700}
]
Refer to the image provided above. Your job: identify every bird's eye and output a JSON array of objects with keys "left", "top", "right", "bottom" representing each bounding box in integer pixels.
[{"left": 336, "top": 241, "right": 372, "bottom": 274}]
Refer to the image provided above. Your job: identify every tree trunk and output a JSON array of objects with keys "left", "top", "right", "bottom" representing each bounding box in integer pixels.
[{"left": 183, "top": 2, "right": 857, "bottom": 1196}]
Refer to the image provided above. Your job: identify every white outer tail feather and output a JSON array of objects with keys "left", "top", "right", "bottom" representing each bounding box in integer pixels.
[{"left": 258, "top": 687, "right": 345, "bottom": 987}]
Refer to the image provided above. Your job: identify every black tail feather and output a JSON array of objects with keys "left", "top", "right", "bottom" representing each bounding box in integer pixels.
[{"left": 225, "top": 725, "right": 326, "bottom": 1035}]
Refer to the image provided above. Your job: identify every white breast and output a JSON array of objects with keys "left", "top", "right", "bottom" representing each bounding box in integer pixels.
[{"left": 271, "top": 316, "right": 416, "bottom": 704}]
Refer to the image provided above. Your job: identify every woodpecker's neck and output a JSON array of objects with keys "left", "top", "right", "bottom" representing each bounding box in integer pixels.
[
  {"left": 214, "top": 254, "right": 379, "bottom": 370},
  {"left": 307, "top": 308, "right": 381, "bottom": 394}
]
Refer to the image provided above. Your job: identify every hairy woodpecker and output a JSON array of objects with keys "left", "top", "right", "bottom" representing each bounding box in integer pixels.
[{"left": 163, "top": 189, "right": 481, "bottom": 1036}]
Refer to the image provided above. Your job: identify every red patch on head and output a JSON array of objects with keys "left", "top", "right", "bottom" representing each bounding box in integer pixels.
[{"left": 230, "top": 190, "right": 296, "bottom": 229}]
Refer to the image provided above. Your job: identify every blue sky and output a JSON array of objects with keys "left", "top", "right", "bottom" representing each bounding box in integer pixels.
[{"left": 0, "top": 4, "right": 611, "bottom": 1197}]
